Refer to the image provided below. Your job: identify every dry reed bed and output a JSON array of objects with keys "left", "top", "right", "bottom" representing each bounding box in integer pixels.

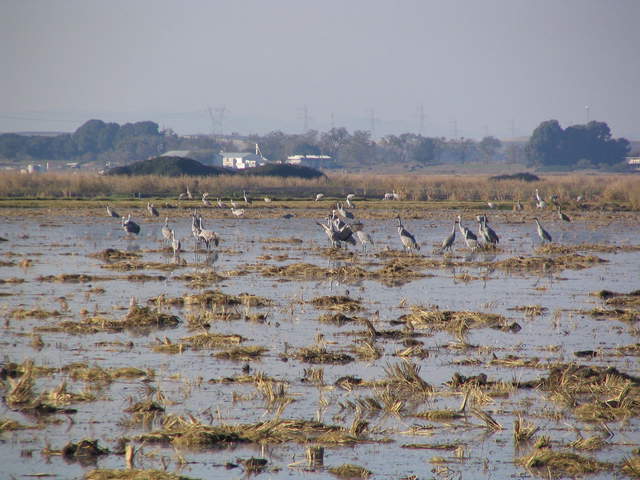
[{"left": 1, "top": 171, "right": 639, "bottom": 208}]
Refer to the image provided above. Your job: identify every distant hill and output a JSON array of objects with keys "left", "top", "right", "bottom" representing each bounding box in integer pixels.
[
  {"left": 107, "top": 156, "right": 325, "bottom": 179},
  {"left": 107, "top": 156, "right": 231, "bottom": 176}
]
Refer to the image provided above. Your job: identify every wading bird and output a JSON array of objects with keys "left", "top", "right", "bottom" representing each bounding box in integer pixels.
[
  {"left": 352, "top": 223, "right": 373, "bottom": 253},
  {"left": 243, "top": 190, "right": 252, "bottom": 205},
  {"left": 231, "top": 207, "right": 245, "bottom": 217},
  {"left": 315, "top": 193, "right": 324, "bottom": 202},
  {"left": 457, "top": 215, "right": 478, "bottom": 250},
  {"left": 479, "top": 217, "right": 499, "bottom": 246},
  {"left": 161, "top": 217, "right": 171, "bottom": 245},
  {"left": 336, "top": 202, "right": 354, "bottom": 219},
  {"left": 557, "top": 207, "right": 571, "bottom": 222},
  {"left": 533, "top": 217, "right": 552, "bottom": 243},
  {"left": 122, "top": 214, "right": 141, "bottom": 236},
  {"left": 197, "top": 216, "right": 220, "bottom": 250},
  {"left": 513, "top": 199, "right": 523, "bottom": 211},
  {"left": 171, "top": 229, "right": 181, "bottom": 256},
  {"left": 202, "top": 193, "right": 211, "bottom": 207},
  {"left": 535, "top": 189, "right": 546, "bottom": 209},
  {"left": 216, "top": 197, "right": 226, "bottom": 209},
  {"left": 396, "top": 215, "right": 419, "bottom": 252},
  {"left": 186, "top": 185, "right": 192, "bottom": 200},
  {"left": 147, "top": 202, "right": 159, "bottom": 217},
  {"left": 106, "top": 205, "right": 120, "bottom": 218},
  {"left": 441, "top": 219, "right": 457, "bottom": 253},
  {"left": 264, "top": 197, "right": 272, "bottom": 203}
]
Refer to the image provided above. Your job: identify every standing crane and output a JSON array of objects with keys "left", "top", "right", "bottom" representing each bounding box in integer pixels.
[
  {"left": 106, "top": 205, "right": 120, "bottom": 218},
  {"left": 441, "top": 219, "right": 457, "bottom": 253},
  {"left": 396, "top": 215, "right": 420, "bottom": 252},
  {"left": 457, "top": 215, "right": 478, "bottom": 250},
  {"left": 122, "top": 214, "right": 141, "bottom": 236},
  {"left": 533, "top": 217, "right": 552, "bottom": 243},
  {"left": 557, "top": 207, "right": 571, "bottom": 222},
  {"left": 147, "top": 202, "right": 159, "bottom": 217}
]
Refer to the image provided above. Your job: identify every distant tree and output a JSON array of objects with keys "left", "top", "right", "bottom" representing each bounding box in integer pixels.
[
  {"left": 0, "top": 133, "right": 26, "bottom": 159},
  {"left": 339, "top": 130, "right": 374, "bottom": 165},
  {"left": 412, "top": 136, "right": 441, "bottom": 164},
  {"left": 526, "top": 119, "right": 630, "bottom": 168},
  {"left": 292, "top": 142, "right": 321, "bottom": 156},
  {"left": 478, "top": 136, "right": 502, "bottom": 163},
  {"left": 319, "top": 127, "right": 350, "bottom": 158}
]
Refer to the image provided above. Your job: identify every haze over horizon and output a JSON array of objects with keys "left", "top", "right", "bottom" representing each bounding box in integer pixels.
[{"left": 1, "top": 0, "right": 639, "bottom": 140}]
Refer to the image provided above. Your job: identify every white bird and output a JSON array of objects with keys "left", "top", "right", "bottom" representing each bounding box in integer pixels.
[
  {"left": 171, "top": 229, "right": 181, "bottom": 256},
  {"left": 230, "top": 199, "right": 238, "bottom": 209},
  {"left": 147, "top": 202, "right": 159, "bottom": 217},
  {"left": 346, "top": 193, "right": 356, "bottom": 201},
  {"left": 216, "top": 197, "right": 227, "bottom": 208},
  {"left": 106, "top": 205, "right": 120, "bottom": 218},
  {"left": 264, "top": 197, "right": 272, "bottom": 203},
  {"left": 202, "top": 193, "right": 211, "bottom": 207},
  {"left": 231, "top": 207, "right": 245, "bottom": 217},
  {"left": 345, "top": 197, "right": 356, "bottom": 209},
  {"left": 336, "top": 202, "right": 354, "bottom": 219},
  {"left": 243, "top": 190, "right": 252, "bottom": 205},
  {"left": 315, "top": 193, "right": 324, "bottom": 202},
  {"left": 534, "top": 217, "right": 552, "bottom": 243},
  {"left": 535, "top": 189, "right": 546, "bottom": 209},
  {"left": 396, "top": 215, "right": 419, "bottom": 252},
  {"left": 186, "top": 186, "right": 193, "bottom": 200},
  {"left": 161, "top": 217, "right": 171, "bottom": 245},
  {"left": 487, "top": 202, "right": 495, "bottom": 209}
]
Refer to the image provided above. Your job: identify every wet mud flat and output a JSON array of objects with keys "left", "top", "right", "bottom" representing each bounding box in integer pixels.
[{"left": 1, "top": 204, "right": 639, "bottom": 480}]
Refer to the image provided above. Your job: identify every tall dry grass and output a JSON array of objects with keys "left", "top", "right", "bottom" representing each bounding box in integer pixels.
[{"left": 0, "top": 171, "right": 638, "bottom": 206}]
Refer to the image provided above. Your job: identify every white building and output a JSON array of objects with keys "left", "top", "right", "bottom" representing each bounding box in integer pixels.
[
  {"left": 626, "top": 157, "right": 640, "bottom": 170},
  {"left": 221, "top": 144, "right": 268, "bottom": 169},
  {"left": 286, "top": 154, "right": 333, "bottom": 169}
]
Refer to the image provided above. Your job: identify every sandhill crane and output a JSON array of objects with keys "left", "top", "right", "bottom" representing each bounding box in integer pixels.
[
  {"left": 161, "top": 217, "right": 171, "bottom": 245},
  {"left": 122, "top": 214, "right": 140, "bottom": 235},
  {"left": 533, "top": 217, "right": 552, "bottom": 243},
  {"left": 317, "top": 221, "right": 339, "bottom": 248},
  {"left": 147, "top": 202, "right": 159, "bottom": 217},
  {"left": 243, "top": 190, "right": 252, "bottom": 205},
  {"left": 457, "top": 215, "right": 478, "bottom": 250},
  {"left": 396, "top": 215, "right": 419, "bottom": 252},
  {"left": 315, "top": 193, "right": 324, "bottom": 202},
  {"left": 479, "top": 217, "right": 499, "bottom": 245},
  {"left": 535, "top": 189, "right": 547, "bottom": 209},
  {"left": 191, "top": 211, "right": 201, "bottom": 247},
  {"left": 216, "top": 197, "right": 227, "bottom": 208},
  {"left": 336, "top": 202, "right": 354, "bottom": 219},
  {"left": 170, "top": 229, "right": 181, "bottom": 256},
  {"left": 106, "top": 205, "right": 120, "bottom": 218},
  {"left": 557, "top": 207, "right": 571, "bottom": 222},
  {"left": 186, "top": 185, "right": 192, "bottom": 200},
  {"left": 351, "top": 223, "right": 373, "bottom": 253},
  {"left": 198, "top": 216, "right": 220, "bottom": 250},
  {"left": 513, "top": 199, "right": 523, "bottom": 211},
  {"left": 346, "top": 193, "right": 356, "bottom": 201},
  {"left": 264, "top": 197, "right": 272, "bottom": 203},
  {"left": 345, "top": 197, "right": 355, "bottom": 209},
  {"left": 202, "top": 193, "right": 211, "bottom": 207},
  {"left": 230, "top": 199, "right": 238, "bottom": 209},
  {"left": 231, "top": 207, "right": 245, "bottom": 217},
  {"left": 331, "top": 215, "right": 356, "bottom": 246},
  {"left": 441, "top": 219, "right": 457, "bottom": 252}
]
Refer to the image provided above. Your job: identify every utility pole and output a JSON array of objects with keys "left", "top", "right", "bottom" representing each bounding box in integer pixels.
[
  {"left": 214, "top": 106, "right": 226, "bottom": 135},
  {"left": 368, "top": 108, "right": 377, "bottom": 138},
  {"left": 298, "top": 105, "right": 309, "bottom": 132}
]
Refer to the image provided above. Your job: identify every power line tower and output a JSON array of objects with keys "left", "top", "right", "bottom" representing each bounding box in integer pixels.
[
  {"left": 368, "top": 108, "right": 377, "bottom": 138},
  {"left": 207, "top": 107, "right": 216, "bottom": 137},
  {"left": 214, "top": 106, "right": 226, "bottom": 135},
  {"left": 417, "top": 104, "right": 425, "bottom": 135},
  {"left": 298, "top": 105, "right": 310, "bottom": 132},
  {"left": 330, "top": 112, "right": 335, "bottom": 130}
]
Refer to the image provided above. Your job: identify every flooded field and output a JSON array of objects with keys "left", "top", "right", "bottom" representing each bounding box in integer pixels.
[{"left": 1, "top": 202, "right": 639, "bottom": 480}]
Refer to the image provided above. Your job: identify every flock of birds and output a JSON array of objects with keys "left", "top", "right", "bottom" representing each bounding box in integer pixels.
[{"left": 105, "top": 188, "right": 574, "bottom": 258}]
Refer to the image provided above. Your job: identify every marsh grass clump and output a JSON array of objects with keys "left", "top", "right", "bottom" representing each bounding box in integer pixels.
[
  {"left": 214, "top": 346, "right": 268, "bottom": 361},
  {"left": 124, "top": 305, "right": 180, "bottom": 330},
  {"left": 569, "top": 435, "right": 607, "bottom": 451},
  {"left": 36, "top": 273, "right": 113, "bottom": 283},
  {"left": 519, "top": 448, "right": 613, "bottom": 477},
  {"left": 85, "top": 469, "right": 197, "bottom": 480},
  {"left": 291, "top": 344, "right": 355, "bottom": 365},
  {"left": 328, "top": 463, "right": 372, "bottom": 478},
  {"left": 319, "top": 312, "right": 358, "bottom": 326},
  {"left": 44, "top": 381, "right": 95, "bottom": 406},
  {"left": 89, "top": 248, "right": 141, "bottom": 260},
  {"left": 172, "top": 289, "right": 271, "bottom": 308},
  {"left": 400, "top": 306, "right": 505, "bottom": 333},
  {"left": 383, "top": 361, "right": 432, "bottom": 396},
  {"left": 622, "top": 456, "right": 640, "bottom": 477},
  {"left": 311, "top": 295, "right": 362, "bottom": 312},
  {"left": 536, "top": 243, "right": 640, "bottom": 255},
  {"left": 10, "top": 307, "right": 62, "bottom": 320},
  {"left": 136, "top": 414, "right": 366, "bottom": 449},
  {"left": 513, "top": 417, "right": 539, "bottom": 443},
  {"left": 497, "top": 253, "right": 607, "bottom": 272},
  {"left": 61, "top": 439, "right": 109, "bottom": 459},
  {"left": 181, "top": 331, "right": 244, "bottom": 349},
  {"left": 101, "top": 260, "right": 182, "bottom": 272},
  {"left": 0, "top": 417, "right": 28, "bottom": 432}
]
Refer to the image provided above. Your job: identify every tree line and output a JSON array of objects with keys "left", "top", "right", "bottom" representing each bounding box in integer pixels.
[{"left": 0, "top": 118, "right": 631, "bottom": 170}]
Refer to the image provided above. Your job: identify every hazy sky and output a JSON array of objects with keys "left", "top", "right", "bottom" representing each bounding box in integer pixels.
[{"left": 1, "top": 0, "right": 639, "bottom": 139}]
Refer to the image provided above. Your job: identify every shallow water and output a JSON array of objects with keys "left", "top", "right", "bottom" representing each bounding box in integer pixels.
[{"left": 1, "top": 207, "right": 639, "bottom": 479}]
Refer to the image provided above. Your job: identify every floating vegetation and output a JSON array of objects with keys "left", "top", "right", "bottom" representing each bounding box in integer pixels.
[
  {"left": 213, "top": 346, "right": 268, "bottom": 361},
  {"left": 509, "top": 304, "right": 547, "bottom": 316},
  {"left": 136, "top": 414, "right": 368, "bottom": 448},
  {"left": 497, "top": 253, "right": 607, "bottom": 271},
  {"left": 37, "top": 273, "right": 113, "bottom": 282},
  {"left": 536, "top": 243, "right": 640, "bottom": 255},
  {"left": 85, "top": 470, "right": 197, "bottom": 480},
  {"left": 57, "top": 439, "right": 109, "bottom": 459},
  {"left": 101, "top": 260, "right": 182, "bottom": 272},
  {"left": 519, "top": 448, "right": 613, "bottom": 477},
  {"left": 182, "top": 332, "right": 245, "bottom": 349},
  {"left": 10, "top": 307, "right": 62, "bottom": 319},
  {"left": 89, "top": 248, "right": 141, "bottom": 260},
  {"left": 569, "top": 435, "right": 607, "bottom": 451},
  {"left": 289, "top": 344, "right": 354, "bottom": 365},
  {"left": 0, "top": 277, "right": 24, "bottom": 284},
  {"left": 399, "top": 306, "right": 505, "bottom": 332},
  {"left": 311, "top": 295, "right": 362, "bottom": 312},
  {"left": 0, "top": 417, "right": 28, "bottom": 432},
  {"left": 401, "top": 442, "right": 465, "bottom": 450},
  {"left": 155, "top": 289, "right": 272, "bottom": 308},
  {"left": 124, "top": 306, "right": 181, "bottom": 330},
  {"left": 328, "top": 464, "right": 372, "bottom": 478},
  {"left": 319, "top": 312, "right": 358, "bottom": 325}
]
